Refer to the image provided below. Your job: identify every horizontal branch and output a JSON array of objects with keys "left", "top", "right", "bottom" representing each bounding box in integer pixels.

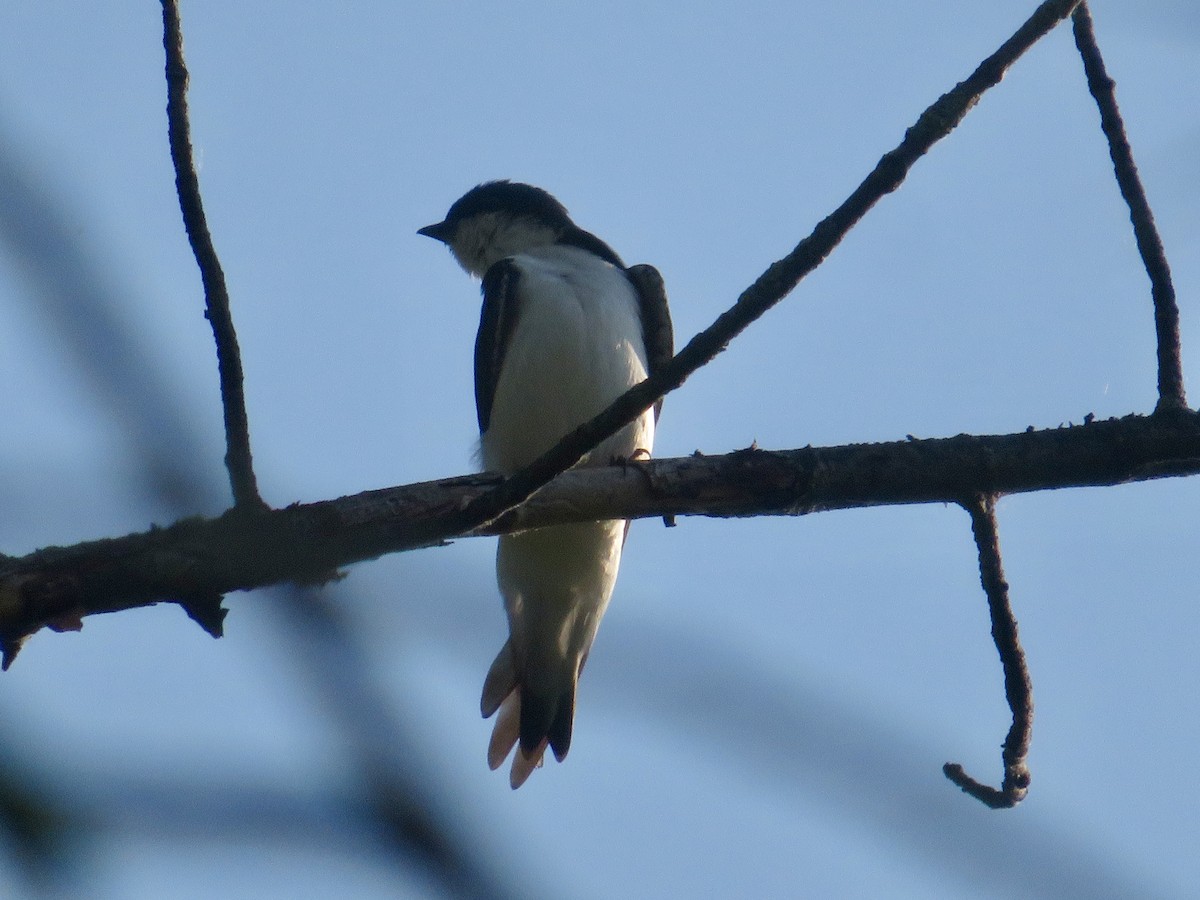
[{"left": 1, "top": 410, "right": 1197, "bottom": 664}]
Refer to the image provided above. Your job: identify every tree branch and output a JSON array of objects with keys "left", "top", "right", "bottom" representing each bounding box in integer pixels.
[
  {"left": 1071, "top": 3, "right": 1186, "bottom": 412},
  {"left": 442, "top": 0, "right": 1085, "bottom": 540},
  {"left": 161, "top": 0, "right": 265, "bottom": 510},
  {"left": 2, "top": 411, "right": 1197, "bottom": 665},
  {"left": 943, "top": 494, "right": 1033, "bottom": 809}
]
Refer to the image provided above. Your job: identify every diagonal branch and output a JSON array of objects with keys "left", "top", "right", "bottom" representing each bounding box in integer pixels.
[
  {"left": 161, "top": 0, "right": 265, "bottom": 510},
  {"left": 1071, "top": 2, "right": 1186, "bottom": 412},
  {"left": 943, "top": 494, "right": 1033, "bottom": 809},
  {"left": 444, "top": 0, "right": 1085, "bottom": 539}
]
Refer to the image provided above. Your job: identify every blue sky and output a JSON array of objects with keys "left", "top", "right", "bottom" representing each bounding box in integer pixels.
[{"left": 1, "top": 2, "right": 1198, "bottom": 897}]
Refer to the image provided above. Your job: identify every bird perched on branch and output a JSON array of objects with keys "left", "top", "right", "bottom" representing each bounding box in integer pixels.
[{"left": 420, "top": 181, "right": 672, "bottom": 787}]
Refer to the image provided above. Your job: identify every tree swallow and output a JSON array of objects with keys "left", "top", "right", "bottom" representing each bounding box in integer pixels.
[{"left": 420, "top": 181, "right": 672, "bottom": 787}]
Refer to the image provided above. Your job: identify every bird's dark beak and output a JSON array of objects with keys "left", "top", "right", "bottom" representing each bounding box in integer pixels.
[{"left": 417, "top": 221, "right": 453, "bottom": 243}]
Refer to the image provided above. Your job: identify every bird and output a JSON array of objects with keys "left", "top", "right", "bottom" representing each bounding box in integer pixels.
[{"left": 419, "top": 181, "right": 672, "bottom": 788}]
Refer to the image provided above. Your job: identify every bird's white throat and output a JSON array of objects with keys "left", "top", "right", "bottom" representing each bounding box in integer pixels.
[{"left": 448, "top": 213, "right": 562, "bottom": 277}]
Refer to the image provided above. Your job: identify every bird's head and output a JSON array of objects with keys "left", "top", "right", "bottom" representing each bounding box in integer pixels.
[{"left": 419, "top": 181, "right": 574, "bottom": 277}]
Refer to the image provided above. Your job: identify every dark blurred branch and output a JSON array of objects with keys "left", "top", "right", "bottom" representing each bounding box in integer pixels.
[
  {"left": 272, "top": 587, "right": 524, "bottom": 899},
  {"left": 1, "top": 0, "right": 1181, "bottom": 835},
  {"left": 2, "top": 411, "right": 1198, "bottom": 664},
  {"left": 0, "top": 130, "right": 219, "bottom": 511},
  {"left": 611, "top": 615, "right": 1154, "bottom": 895},
  {"left": 1071, "top": 3, "right": 1186, "bottom": 413},
  {"left": 943, "top": 495, "right": 1033, "bottom": 809},
  {"left": 161, "top": 0, "right": 265, "bottom": 510},
  {"left": 6, "top": 8, "right": 513, "bottom": 884},
  {"left": 0, "top": 759, "right": 80, "bottom": 892},
  {"left": 443, "top": 0, "right": 1085, "bottom": 539}
]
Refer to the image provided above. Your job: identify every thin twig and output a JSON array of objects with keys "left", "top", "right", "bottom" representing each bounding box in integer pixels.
[
  {"left": 448, "top": 0, "right": 1084, "bottom": 538},
  {"left": 943, "top": 494, "right": 1033, "bottom": 809},
  {"left": 161, "top": 0, "right": 265, "bottom": 509},
  {"left": 1071, "top": 2, "right": 1187, "bottom": 413}
]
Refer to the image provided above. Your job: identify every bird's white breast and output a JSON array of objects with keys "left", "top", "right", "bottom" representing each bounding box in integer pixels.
[{"left": 480, "top": 245, "right": 654, "bottom": 474}]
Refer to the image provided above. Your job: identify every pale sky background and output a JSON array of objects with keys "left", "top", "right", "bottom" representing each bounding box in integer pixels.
[{"left": 1, "top": 2, "right": 1198, "bottom": 898}]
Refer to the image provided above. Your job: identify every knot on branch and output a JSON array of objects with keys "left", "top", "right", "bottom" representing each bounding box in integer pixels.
[{"left": 178, "top": 592, "right": 228, "bottom": 639}]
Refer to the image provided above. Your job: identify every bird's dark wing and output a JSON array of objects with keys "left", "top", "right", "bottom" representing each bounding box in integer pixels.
[
  {"left": 560, "top": 225, "right": 625, "bottom": 268},
  {"left": 625, "top": 263, "right": 673, "bottom": 421},
  {"left": 475, "top": 259, "right": 522, "bottom": 434}
]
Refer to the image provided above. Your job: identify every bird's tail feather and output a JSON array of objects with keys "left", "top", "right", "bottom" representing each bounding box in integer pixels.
[
  {"left": 481, "top": 639, "right": 516, "bottom": 718},
  {"left": 481, "top": 639, "right": 579, "bottom": 788},
  {"left": 521, "top": 685, "right": 575, "bottom": 760}
]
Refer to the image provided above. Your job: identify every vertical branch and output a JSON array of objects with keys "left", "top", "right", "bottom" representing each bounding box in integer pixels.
[
  {"left": 161, "top": 0, "right": 265, "bottom": 510},
  {"left": 1071, "top": 2, "right": 1187, "bottom": 413},
  {"left": 943, "top": 494, "right": 1033, "bottom": 809}
]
